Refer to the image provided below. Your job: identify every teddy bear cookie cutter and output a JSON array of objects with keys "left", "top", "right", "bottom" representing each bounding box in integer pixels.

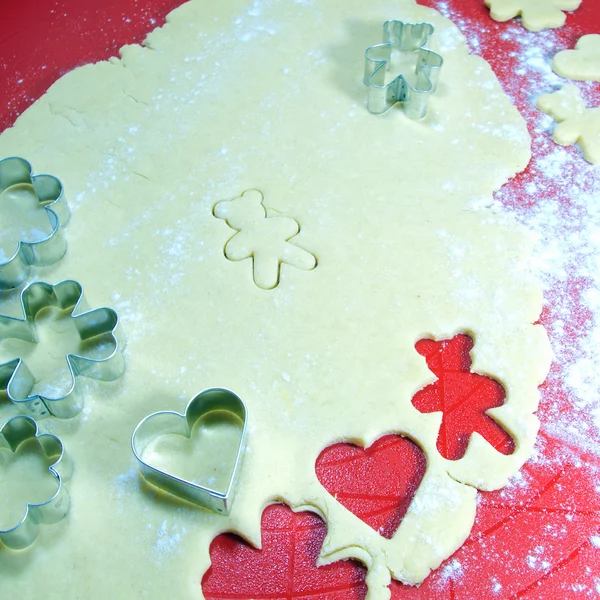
[
  {"left": 364, "top": 20, "right": 444, "bottom": 118},
  {"left": 131, "top": 388, "right": 247, "bottom": 515},
  {"left": 0, "top": 157, "right": 70, "bottom": 290}
]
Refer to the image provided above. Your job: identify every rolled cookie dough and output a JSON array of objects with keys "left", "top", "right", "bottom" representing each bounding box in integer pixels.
[
  {"left": 484, "top": 0, "right": 581, "bottom": 31},
  {"left": 537, "top": 85, "right": 600, "bottom": 164},
  {"left": 553, "top": 34, "right": 600, "bottom": 81},
  {"left": 0, "top": 0, "right": 550, "bottom": 598}
]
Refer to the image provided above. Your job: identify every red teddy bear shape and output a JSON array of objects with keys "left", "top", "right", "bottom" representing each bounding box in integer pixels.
[{"left": 411, "top": 334, "right": 515, "bottom": 461}]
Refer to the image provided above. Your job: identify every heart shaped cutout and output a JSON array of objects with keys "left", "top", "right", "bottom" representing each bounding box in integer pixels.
[
  {"left": 316, "top": 434, "right": 426, "bottom": 539},
  {"left": 131, "top": 388, "right": 247, "bottom": 515}
]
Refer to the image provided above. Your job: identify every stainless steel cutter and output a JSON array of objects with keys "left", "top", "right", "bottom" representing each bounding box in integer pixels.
[
  {"left": 131, "top": 388, "right": 247, "bottom": 515},
  {"left": 0, "top": 280, "right": 124, "bottom": 419},
  {"left": 364, "top": 20, "right": 443, "bottom": 118},
  {"left": 0, "top": 157, "right": 70, "bottom": 290},
  {"left": 0, "top": 415, "right": 71, "bottom": 550}
]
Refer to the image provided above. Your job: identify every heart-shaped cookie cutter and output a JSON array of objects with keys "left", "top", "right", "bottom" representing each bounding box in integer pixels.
[
  {"left": 0, "top": 157, "right": 70, "bottom": 290},
  {"left": 0, "top": 415, "right": 71, "bottom": 550},
  {"left": 131, "top": 388, "right": 247, "bottom": 515}
]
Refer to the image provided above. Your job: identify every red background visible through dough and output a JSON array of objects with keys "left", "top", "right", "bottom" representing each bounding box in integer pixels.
[{"left": 1, "top": 1, "right": 600, "bottom": 598}]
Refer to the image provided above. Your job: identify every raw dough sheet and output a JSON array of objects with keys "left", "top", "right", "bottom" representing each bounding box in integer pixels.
[{"left": 0, "top": 0, "right": 550, "bottom": 598}]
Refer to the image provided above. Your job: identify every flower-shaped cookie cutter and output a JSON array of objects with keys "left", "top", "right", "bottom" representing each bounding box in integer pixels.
[
  {"left": 0, "top": 415, "right": 71, "bottom": 550},
  {"left": 364, "top": 20, "right": 443, "bottom": 118},
  {"left": 131, "top": 388, "right": 247, "bottom": 515},
  {"left": 0, "top": 280, "right": 125, "bottom": 419},
  {"left": 0, "top": 157, "right": 70, "bottom": 290}
]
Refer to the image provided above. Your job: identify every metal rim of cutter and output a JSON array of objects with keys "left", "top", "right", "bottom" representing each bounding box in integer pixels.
[
  {"left": 364, "top": 20, "right": 444, "bottom": 119},
  {"left": 0, "top": 279, "right": 125, "bottom": 420},
  {"left": 0, "top": 415, "right": 71, "bottom": 550},
  {"left": 131, "top": 388, "right": 247, "bottom": 516},
  {"left": 0, "top": 157, "right": 71, "bottom": 291}
]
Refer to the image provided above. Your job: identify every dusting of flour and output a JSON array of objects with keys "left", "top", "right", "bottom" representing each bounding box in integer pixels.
[
  {"left": 437, "top": 2, "right": 600, "bottom": 458},
  {"left": 431, "top": 2, "right": 600, "bottom": 595}
]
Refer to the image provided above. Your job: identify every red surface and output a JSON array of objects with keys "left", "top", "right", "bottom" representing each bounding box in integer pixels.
[
  {"left": 0, "top": 0, "right": 183, "bottom": 132},
  {"left": 2, "top": 1, "right": 600, "bottom": 599}
]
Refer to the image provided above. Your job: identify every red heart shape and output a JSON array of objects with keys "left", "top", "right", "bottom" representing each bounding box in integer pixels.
[{"left": 316, "top": 435, "right": 427, "bottom": 539}]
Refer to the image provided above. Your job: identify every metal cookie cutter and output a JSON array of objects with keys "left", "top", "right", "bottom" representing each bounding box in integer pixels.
[
  {"left": 0, "top": 415, "right": 71, "bottom": 550},
  {"left": 0, "top": 157, "right": 70, "bottom": 290},
  {"left": 0, "top": 280, "right": 124, "bottom": 420},
  {"left": 364, "top": 20, "right": 444, "bottom": 118},
  {"left": 132, "top": 388, "right": 247, "bottom": 515}
]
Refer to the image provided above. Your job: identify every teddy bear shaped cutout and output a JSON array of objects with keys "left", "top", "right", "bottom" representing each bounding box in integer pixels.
[
  {"left": 411, "top": 334, "right": 514, "bottom": 460},
  {"left": 213, "top": 189, "right": 317, "bottom": 290}
]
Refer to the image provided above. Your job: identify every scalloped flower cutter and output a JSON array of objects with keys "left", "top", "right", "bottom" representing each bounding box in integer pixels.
[
  {"left": 0, "top": 157, "right": 70, "bottom": 290},
  {"left": 364, "top": 20, "right": 443, "bottom": 118},
  {"left": 132, "top": 388, "right": 247, "bottom": 515},
  {"left": 0, "top": 415, "right": 71, "bottom": 550},
  {"left": 0, "top": 280, "right": 124, "bottom": 420}
]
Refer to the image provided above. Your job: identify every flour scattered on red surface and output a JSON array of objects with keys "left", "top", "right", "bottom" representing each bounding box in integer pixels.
[
  {"left": 424, "top": 2, "right": 600, "bottom": 597},
  {"left": 437, "top": 0, "right": 600, "bottom": 459}
]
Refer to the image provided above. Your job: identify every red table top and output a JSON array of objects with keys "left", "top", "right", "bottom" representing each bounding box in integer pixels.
[{"left": 1, "top": 1, "right": 600, "bottom": 598}]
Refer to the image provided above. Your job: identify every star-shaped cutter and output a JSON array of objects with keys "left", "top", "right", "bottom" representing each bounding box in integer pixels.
[
  {"left": 0, "top": 280, "right": 125, "bottom": 419},
  {"left": 364, "top": 20, "right": 444, "bottom": 118},
  {"left": 0, "top": 415, "right": 72, "bottom": 550},
  {"left": 0, "top": 157, "right": 71, "bottom": 290}
]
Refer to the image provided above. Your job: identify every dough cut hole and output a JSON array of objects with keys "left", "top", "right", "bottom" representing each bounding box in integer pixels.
[
  {"left": 411, "top": 333, "right": 515, "bottom": 461},
  {"left": 201, "top": 503, "right": 367, "bottom": 599},
  {"left": 315, "top": 435, "right": 427, "bottom": 540}
]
